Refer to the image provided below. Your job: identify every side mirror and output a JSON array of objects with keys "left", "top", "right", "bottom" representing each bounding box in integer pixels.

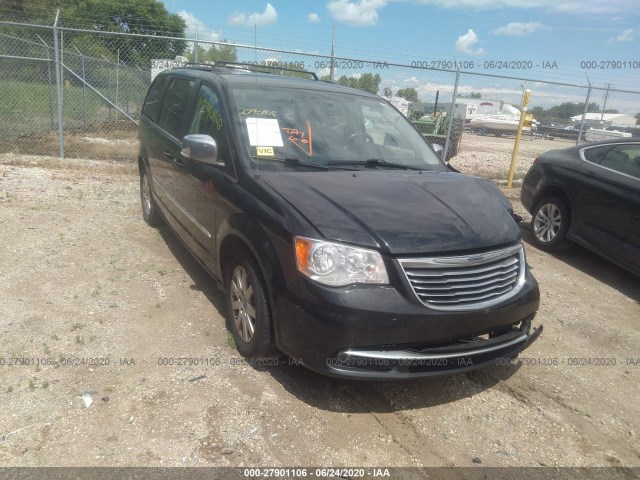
[
  {"left": 181, "top": 134, "right": 221, "bottom": 166},
  {"left": 432, "top": 144, "right": 444, "bottom": 158}
]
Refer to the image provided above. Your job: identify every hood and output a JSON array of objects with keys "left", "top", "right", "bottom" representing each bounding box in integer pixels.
[{"left": 262, "top": 171, "right": 520, "bottom": 255}]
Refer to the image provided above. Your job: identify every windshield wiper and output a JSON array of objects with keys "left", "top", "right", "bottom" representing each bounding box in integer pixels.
[
  {"left": 327, "top": 158, "right": 423, "bottom": 170},
  {"left": 252, "top": 156, "right": 330, "bottom": 170}
]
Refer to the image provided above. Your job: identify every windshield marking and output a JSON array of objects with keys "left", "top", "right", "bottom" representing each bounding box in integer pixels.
[
  {"left": 238, "top": 107, "right": 276, "bottom": 117},
  {"left": 284, "top": 121, "right": 313, "bottom": 157}
]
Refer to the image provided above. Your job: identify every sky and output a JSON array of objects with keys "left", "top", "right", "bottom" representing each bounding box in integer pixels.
[{"left": 161, "top": 0, "right": 640, "bottom": 111}]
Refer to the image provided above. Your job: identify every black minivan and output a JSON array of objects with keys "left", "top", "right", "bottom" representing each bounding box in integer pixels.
[{"left": 138, "top": 64, "right": 541, "bottom": 379}]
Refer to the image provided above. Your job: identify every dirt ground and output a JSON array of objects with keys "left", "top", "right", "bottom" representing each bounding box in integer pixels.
[{"left": 0, "top": 153, "right": 639, "bottom": 472}]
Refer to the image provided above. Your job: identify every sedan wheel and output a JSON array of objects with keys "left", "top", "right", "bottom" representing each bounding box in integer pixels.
[{"left": 531, "top": 197, "right": 570, "bottom": 250}]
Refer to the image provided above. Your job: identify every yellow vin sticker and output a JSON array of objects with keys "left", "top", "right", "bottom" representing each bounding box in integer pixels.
[{"left": 257, "top": 147, "right": 274, "bottom": 156}]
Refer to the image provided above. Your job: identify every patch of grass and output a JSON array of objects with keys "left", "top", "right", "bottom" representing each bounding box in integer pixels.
[
  {"left": 71, "top": 322, "right": 85, "bottom": 331},
  {"left": 224, "top": 331, "right": 236, "bottom": 348},
  {"left": 575, "top": 407, "right": 591, "bottom": 418},
  {"left": 157, "top": 266, "right": 167, "bottom": 276},
  {"left": 6, "top": 385, "right": 13, "bottom": 393},
  {"left": 155, "top": 302, "right": 161, "bottom": 309},
  {"left": 108, "top": 302, "right": 118, "bottom": 308},
  {"left": 43, "top": 343, "right": 51, "bottom": 355},
  {"left": 51, "top": 334, "right": 60, "bottom": 341},
  {"left": 41, "top": 380, "right": 49, "bottom": 389},
  {"left": 91, "top": 284, "right": 102, "bottom": 297},
  {"left": 28, "top": 377, "right": 36, "bottom": 390},
  {"left": 75, "top": 335, "right": 85, "bottom": 346}
]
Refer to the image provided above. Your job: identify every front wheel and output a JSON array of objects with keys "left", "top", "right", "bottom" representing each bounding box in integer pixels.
[
  {"left": 531, "top": 196, "right": 570, "bottom": 250},
  {"left": 224, "top": 254, "right": 276, "bottom": 358}
]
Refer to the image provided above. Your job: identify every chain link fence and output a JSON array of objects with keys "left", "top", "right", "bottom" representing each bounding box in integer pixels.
[{"left": 1, "top": 18, "right": 640, "bottom": 178}]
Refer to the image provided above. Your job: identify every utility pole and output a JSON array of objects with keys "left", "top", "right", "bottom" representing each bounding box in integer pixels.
[{"left": 329, "top": 26, "right": 336, "bottom": 81}]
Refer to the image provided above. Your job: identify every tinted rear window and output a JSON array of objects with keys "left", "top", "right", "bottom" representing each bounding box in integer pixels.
[{"left": 583, "top": 145, "right": 613, "bottom": 163}]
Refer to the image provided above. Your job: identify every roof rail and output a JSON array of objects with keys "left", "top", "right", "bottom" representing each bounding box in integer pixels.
[{"left": 183, "top": 61, "right": 318, "bottom": 80}]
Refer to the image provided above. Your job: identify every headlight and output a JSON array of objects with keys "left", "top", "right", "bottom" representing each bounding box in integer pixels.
[{"left": 294, "top": 236, "right": 389, "bottom": 286}]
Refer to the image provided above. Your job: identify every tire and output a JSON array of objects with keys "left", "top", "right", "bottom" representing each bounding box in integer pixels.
[
  {"left": 224, "top": 252, "right": 276, "bottom": 358},
  {"left": 140, "top": 167, "right": 162, "bottom": 227},
  {"left": 530, "top": 196, "right": 570, "bottom": 250}
]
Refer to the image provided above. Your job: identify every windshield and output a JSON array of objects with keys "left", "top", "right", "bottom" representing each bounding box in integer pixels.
[{"left": 230, "top": 85, "right": 445, "bottom": 171}]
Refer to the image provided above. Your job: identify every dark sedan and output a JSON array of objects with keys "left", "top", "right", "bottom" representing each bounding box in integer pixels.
[{"left": 521, "top": 139, "right": 640, "bottom": 276}]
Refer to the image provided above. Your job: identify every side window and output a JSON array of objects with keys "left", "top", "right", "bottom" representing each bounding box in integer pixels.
[
  {"left": 600, "top": 144, "right": 640, "bottom": 179},
  {"left": 187, "top": 84, "right": 230, "bottom": 163},
  {"left": 142, "top": 75, "right": 168, "bottom": 122},
  {"left": 582, "top": 145, "right": 613, "bottom": 164},
  {"left": 157, "top": 77, "right": 194, "bottom": 138}
]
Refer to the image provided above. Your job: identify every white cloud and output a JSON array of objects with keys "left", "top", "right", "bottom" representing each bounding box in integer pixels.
[
  {"left": 616, "top": 28, "right": 635, "bottom": 41},
  {"left": 493, "top": 21, "right": 549, "bottom": 36},
  {"left": 455, "top": 29, "right": 485, "bottom": 56},
  {"left": 177, "top": 11, "right": 221, "bottom": 46},
  {"left": 412, "top": 0, "right": 637, "bottom": 15},
  {"left": 327, "top": 0, "right": 387, "bottom": 27},
  {"left": 227, "top": 3, "right": 278, "bottom": 27},
  {"left": 307, "top": 13, "right": 321, "bottom": 22}
]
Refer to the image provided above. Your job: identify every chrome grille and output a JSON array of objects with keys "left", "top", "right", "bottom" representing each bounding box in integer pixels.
[{"left": 399, "top": 244, "right": 526, "bottom": 311}]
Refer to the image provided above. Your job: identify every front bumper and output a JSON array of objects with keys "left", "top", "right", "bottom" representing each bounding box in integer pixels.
[
  {"left": 272, "top": 267, "right": 541, "bottom": 380},
  {"left": 327, "top": 318, "right": 542, "bottom": 379}
]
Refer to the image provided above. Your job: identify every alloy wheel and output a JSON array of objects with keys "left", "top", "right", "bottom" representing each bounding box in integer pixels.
[
  {"left": 533, "top": 203, "right": 562, "bottom": 244},
  {"left": 230, "top": 265, "right": 256, "bottom": 343}
]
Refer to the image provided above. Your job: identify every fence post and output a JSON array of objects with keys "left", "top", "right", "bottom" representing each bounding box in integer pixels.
[
  {"left": 443, "top": 68, "right": 460, "bottom": 161},
  {"left": 577, "top": 76, "right": 592, "bottom": 145},
  {"left": 52, "top": 9, "right": 64, "bottom": 158},
  {"left": 507, "top": 89, "right": 532, "bottom": 188}
]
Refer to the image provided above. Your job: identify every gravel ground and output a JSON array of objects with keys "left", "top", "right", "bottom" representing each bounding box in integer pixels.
[
  {"left": 0, "top": 153, "right": 639, "bottom": 471},
  {"left": 450, "top": 131, "right": 577, "bottom": 182}
]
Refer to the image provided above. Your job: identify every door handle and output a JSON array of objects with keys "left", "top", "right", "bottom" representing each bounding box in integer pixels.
[{"left": 172, "top": 157, "right": 184, "bottom": 168}]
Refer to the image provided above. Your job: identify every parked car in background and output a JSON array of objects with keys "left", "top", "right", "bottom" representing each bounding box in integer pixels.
[
  {"left": 521, "top": 139, "right": 640, "bottom": 276},
  {"left": 138, "top": 63, "right": 542, "bottom": 379},
  {"left": 537, "top": 123, "right": 583, "bottom": 141}
]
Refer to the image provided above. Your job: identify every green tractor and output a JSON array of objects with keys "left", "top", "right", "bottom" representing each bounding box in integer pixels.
[{"left": 412, "top": 111, "right": 463, "bottom": 161}]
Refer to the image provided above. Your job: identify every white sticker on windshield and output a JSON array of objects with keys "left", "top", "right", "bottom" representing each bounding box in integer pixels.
[{"left": 245, "top": 118, "right": 284, "bottom": 147}]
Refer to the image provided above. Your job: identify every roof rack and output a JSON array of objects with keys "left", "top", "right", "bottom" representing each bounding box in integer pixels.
[{"left": 183, "top": 61, "right": 318, "bottom": 80}]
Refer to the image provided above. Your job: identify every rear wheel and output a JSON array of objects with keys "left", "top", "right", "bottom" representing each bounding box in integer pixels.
[
  {"left": 140, "top": 168, "right": 161, "bottom": 227},
  {"left": 224, "top": 253, "right": 276, "bottom": 358},
  {"left": 531, "top": 196, "right": 570, "bottom": 250}
]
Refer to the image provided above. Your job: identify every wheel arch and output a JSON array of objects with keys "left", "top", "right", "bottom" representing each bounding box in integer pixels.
[{"left": 216, "top": 214, "right": 286, "bottom": 298}]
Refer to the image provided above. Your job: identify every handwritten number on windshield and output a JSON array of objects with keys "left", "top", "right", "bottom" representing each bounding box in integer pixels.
[{"left": 283, "top": 121, "right": 313, "bottom": 157}]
